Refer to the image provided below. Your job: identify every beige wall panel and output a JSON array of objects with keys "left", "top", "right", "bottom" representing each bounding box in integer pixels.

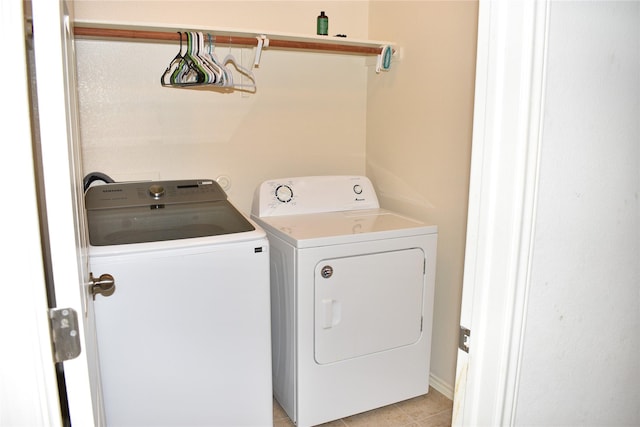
[
  {"left": 367, "top": 0, "right": 478, "bottom": 392},
  {"left": 74, "top": 0, "right": 369, "bottom": 39}
]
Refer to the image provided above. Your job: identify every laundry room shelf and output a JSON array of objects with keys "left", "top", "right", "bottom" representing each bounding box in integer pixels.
[{"left": 73, "top": 20, "right": 396, "bottom": 56}]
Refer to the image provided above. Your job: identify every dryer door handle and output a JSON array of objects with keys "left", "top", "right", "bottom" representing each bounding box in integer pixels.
[{"left": 321, "top": 299, "right": 341, "bottom": 329}]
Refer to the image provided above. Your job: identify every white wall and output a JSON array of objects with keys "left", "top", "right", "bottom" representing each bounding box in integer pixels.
[{"left": 515, "top": 1, "right": 639, "bottom": 424}]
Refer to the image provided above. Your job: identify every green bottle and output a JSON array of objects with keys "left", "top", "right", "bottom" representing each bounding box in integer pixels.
[{"left": 317, "top": 11, "right": 328, "bottom": 36}]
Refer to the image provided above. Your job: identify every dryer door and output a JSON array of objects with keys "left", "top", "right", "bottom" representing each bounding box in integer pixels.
[{"left": 314, "top": 248, "right": 425, "bottom": 364}]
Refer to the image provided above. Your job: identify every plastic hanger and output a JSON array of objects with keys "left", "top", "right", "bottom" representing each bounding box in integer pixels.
[
  {"left": 222, "top": 53, "right": 257, "bottom": 91},
  {"left": 180, "top": 32, "right": 208, "bottom": 84},
  {"left": 161, "top": 32, "right": 186, "bottom": 86},
  {"left": 161, "top": 31, "right": 257, "bottom": 90},
  {"left": 196, "top": 32, "right": 226, "bottom": 84},
  {"left": 205, "top": 34, "right": 230, "bottom": 86},
  {"left": 165, "top": 32, "right": 205, "bottom": 86},
  {"left": 192, "top": 32, "right": 221, "bottom": 84}
]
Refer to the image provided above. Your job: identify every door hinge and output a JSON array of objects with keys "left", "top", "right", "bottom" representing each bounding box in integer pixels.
[
  {"left": 48, "top": 308, "right": 81, "bottom": 363},
  {"left": 459, "top": 326, "right": 471, "bottom": 353}
]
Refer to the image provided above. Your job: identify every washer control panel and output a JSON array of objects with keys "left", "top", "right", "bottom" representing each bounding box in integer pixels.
[
  {"left": 251, "top": 176, "right": 380, "bottom": 217},
  {"left": 86, "top": 179, "right": 227, "bottom": 210}
]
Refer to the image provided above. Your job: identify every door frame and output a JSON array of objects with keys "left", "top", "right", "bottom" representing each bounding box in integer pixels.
[
  {"left": 0, "top": 1, "right": 63, "bottom": 424},
  {"left": 0, "top": 0, "right": 99, "bottom": 425},
  {"left": 31, "top": 0, "right": 100, "bottom": 424},
  {"left": 452, "top": 0, "right": 550, "bottom": 425},
  {"left": 3, "top": 0, "right": 552, "bottom": 424}
]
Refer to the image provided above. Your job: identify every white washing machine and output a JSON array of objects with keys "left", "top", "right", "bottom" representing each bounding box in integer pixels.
[
  {"left": 251, "top": 175, "right": 438, "bottom": 427},
  {"left": 86, "top": 179, "right": 272, "bottom": 426}
]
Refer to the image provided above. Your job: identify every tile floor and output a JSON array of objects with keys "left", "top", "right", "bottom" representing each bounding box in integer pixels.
[{"left": 273, "top": 387, "right": 453, "bottom": 427}]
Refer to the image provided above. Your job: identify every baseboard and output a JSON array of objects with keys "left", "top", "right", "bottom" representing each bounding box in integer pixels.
[{"left": 429, "top": 373, "right": 454, "bottom": 400}]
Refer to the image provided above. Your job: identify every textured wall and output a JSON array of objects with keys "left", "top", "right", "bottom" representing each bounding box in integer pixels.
[{"left": 74, "top": 1, "right": 371, "bottom": 213}]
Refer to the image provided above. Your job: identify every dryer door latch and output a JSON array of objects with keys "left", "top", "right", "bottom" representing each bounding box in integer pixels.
[
  {"left": 459, "top": 326, "right": 471, "bottom": 353},
  {"left": 320, "top": 265, "right": 334, "bottom": 279}
]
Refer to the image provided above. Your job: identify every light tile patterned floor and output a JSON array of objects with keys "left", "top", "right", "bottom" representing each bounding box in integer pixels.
[{"left": 273, "top": 387, "right": 453, "bottom": 427}]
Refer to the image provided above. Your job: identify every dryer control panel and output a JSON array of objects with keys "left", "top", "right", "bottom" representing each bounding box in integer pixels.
[{"left": 251, "top": 176, "right": 380, "bottom": 217}]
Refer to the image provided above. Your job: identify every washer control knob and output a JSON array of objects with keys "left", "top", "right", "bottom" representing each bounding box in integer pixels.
[
  {"left": 275, "top": 184, "right": 294, "bottom": 203},
  {"left": 148, "top": 184, "right": 165, "bottom": 199},
  {"left": 353, "top": 184, "right": 363, "bottom": 195}
]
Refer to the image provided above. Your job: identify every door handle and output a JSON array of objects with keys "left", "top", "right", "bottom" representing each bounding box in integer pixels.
[
  {"left": 89, "top": 273, "right": 116, "bottom": 300},
  {"left": 321, "top": 299, "right": 341, "bottom": 329}
]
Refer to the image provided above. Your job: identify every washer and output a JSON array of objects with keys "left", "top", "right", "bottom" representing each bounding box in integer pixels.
[
  {"left": 251, "top": 175, "right": 438, "bottom": 427},
  {"left": 86, "top": 179, "right": 272, "bottom": 426}
]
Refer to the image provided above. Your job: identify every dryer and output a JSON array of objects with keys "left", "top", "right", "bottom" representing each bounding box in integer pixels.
[
  {"left": 86, "top": 179, "right": 272, "bottom": 426},
  {"left": 251, "top": 175, "right": 437, "bottom": 427}
]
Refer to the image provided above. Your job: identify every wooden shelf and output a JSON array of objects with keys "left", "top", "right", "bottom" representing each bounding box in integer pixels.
[{"left": 73, "top": 20, "right": 395, "bottom": 56}]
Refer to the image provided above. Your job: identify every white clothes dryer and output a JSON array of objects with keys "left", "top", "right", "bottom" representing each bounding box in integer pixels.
[
  {"left": 251, "top": 176, "right": 437, "bottom": 427},
  {"left": 86, "top": 179, "right": 272, "bottom": 426}
]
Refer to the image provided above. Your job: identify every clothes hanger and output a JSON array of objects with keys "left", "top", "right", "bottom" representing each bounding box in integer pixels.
[
  {"left": 167, "top": 32, "right": 206, "bottom": 86},
  {"left": 181, "top": 31, "right": 208, "bottom": 84},
  {"left": 222, "top": 53, "right": 257, "bottom": 91},
  {"left": 206, "top": 34, "right": 232, "bottom": 87},
  {"left": 161, "top": 31, "right": 256, "bottom": 90},
  {"left": 192, "top": 31, "right": 220, "bottom": 84},
  {"left": 161, "top": 32, "right": 207, "bottom": 86},
  {"left": 161, "top": 32, "right": 185, "bottom": 86},
  {"left": 220, "top": 38, "right": 257, "bottom": 91},
  {"left": 196, "top": 32, "right": 224, "bottom": 84}
]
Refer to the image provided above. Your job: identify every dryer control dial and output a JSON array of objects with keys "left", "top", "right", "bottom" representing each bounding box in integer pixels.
[{"left": 275, "top": 184, "right": 294, "bottom": 203}]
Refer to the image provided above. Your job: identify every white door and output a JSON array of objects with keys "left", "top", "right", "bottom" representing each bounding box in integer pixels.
[
  {"left": 314, "top": 249, "right": 425, "bottom": 364},
  {"left": 29, "top": 0, "right": 104, "bottom": 425},
  {"left": 452, "top": 0, "right": 549, "bottom": 425}
]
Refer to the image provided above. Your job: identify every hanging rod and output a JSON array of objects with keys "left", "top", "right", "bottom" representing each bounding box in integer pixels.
[{"left": 73, "top": 25, "right": 387, "bottom": 56}]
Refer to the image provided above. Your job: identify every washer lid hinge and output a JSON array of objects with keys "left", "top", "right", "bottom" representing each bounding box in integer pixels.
[
  {"left": 459, "top": 325, "right": 471, "bottom": 353},
  {"left": 48, "top": 308, "right": 82, "bottom": 363}
]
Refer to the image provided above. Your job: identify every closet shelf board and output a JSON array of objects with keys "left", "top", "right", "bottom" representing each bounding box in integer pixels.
[{"left": 73, "top": 21, "right": 396, "bottom": 56}]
